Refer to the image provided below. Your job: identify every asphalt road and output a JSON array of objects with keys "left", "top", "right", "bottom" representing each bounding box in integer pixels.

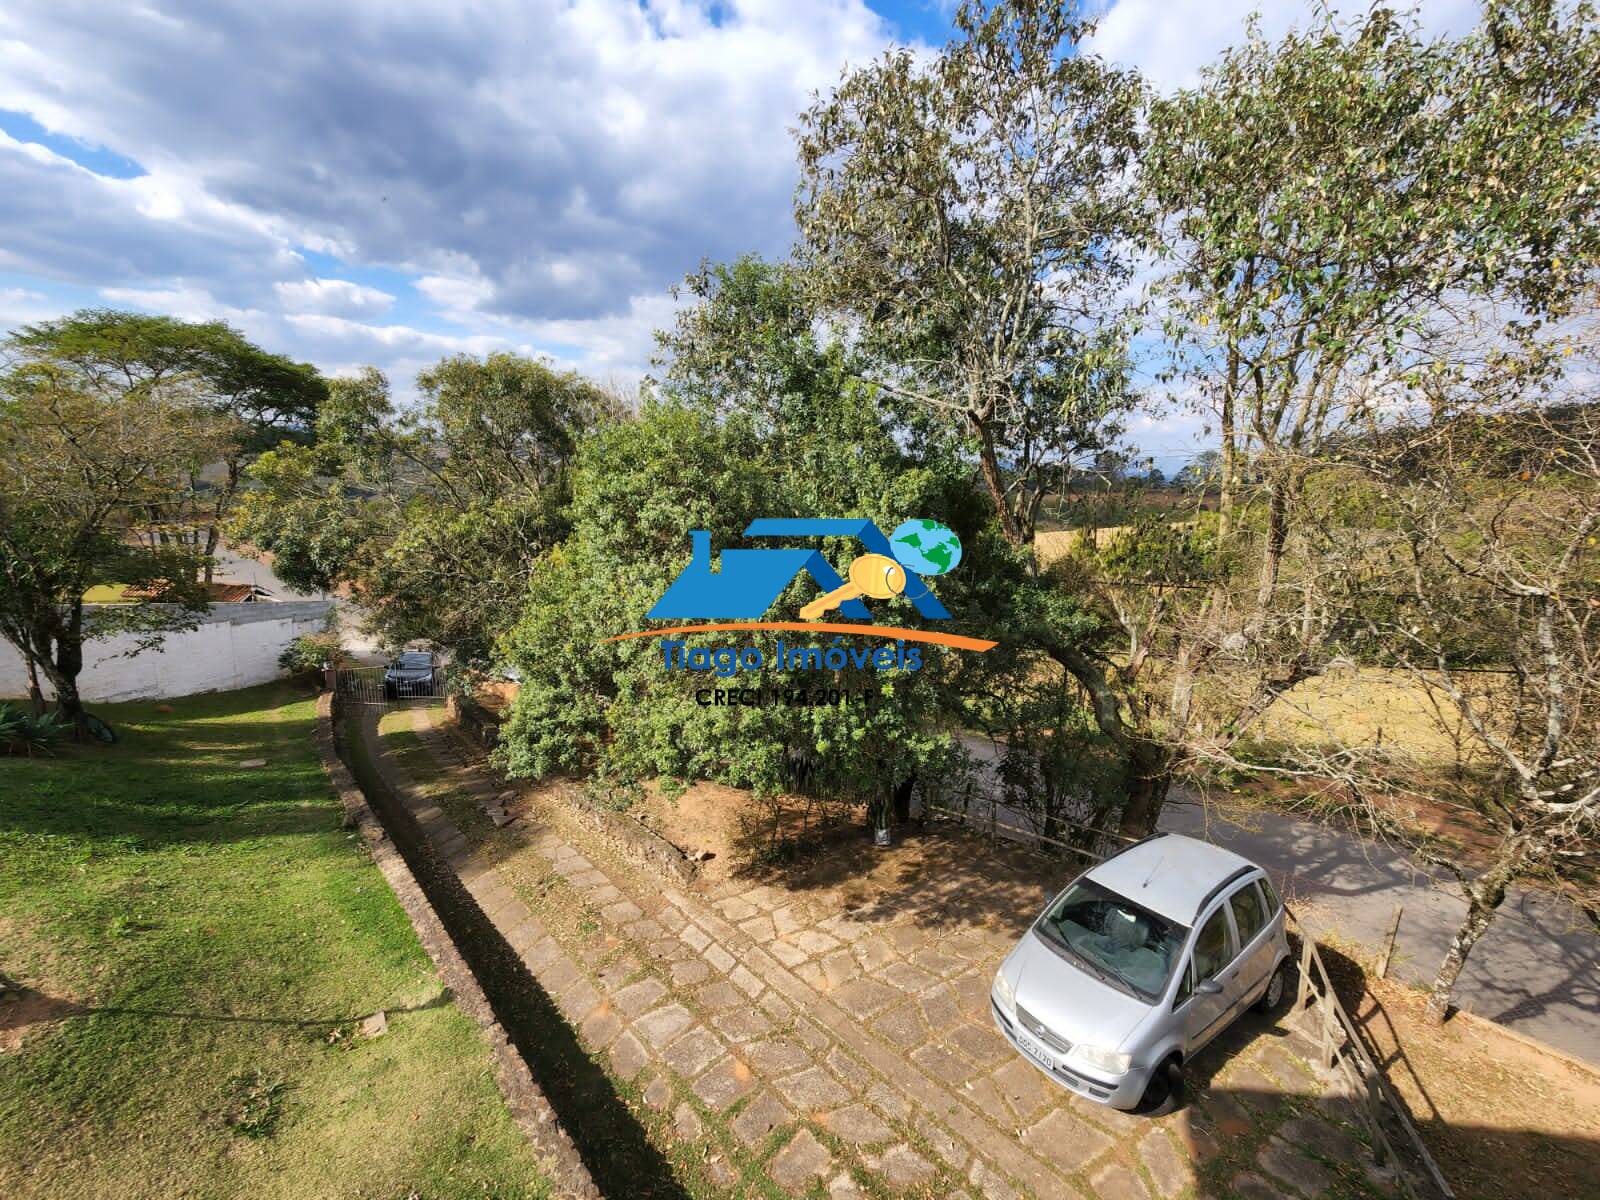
[{"left": 952, "top": 736, "right": 1599, "bottom": 1064}]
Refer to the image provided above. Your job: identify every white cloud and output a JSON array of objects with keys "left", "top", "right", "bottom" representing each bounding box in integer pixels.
[
  {"left": 274, "top": 278, "right": 395, "bottom": 318},
  {"left": 0, "top": 0, "right": 914, "bottom": 382}
]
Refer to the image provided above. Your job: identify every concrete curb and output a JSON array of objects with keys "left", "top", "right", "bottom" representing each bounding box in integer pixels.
[{"left": 313, "top": 693, "right": 600, "bottom": 1200}]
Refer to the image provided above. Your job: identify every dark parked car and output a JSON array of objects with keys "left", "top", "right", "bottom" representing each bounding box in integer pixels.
[{"left": 383, "top": 650, "right": 439, "bottom": 699}]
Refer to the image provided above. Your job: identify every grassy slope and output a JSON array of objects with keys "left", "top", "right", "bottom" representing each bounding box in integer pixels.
[{"left": 0, "top": 684, "right": 550, "bottom": 1200}]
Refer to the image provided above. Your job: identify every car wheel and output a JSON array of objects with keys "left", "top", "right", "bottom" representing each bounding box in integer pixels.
[
  {"left": 1137, "top": 1055, "right": 1184, "bottom": 1116},
  {"left": 1255, "top": 960, "right": 1290, "bottom": 1013}
]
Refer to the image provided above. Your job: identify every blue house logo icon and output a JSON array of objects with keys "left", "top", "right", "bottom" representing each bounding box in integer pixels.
[{"left": 647, "top": 518, "right": 954, "bottom": 621}]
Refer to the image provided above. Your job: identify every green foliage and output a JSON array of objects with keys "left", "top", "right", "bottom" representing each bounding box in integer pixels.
[
  {"left": 0, "top": 346, "right": 229, "bottom": 722},
  {"left": 985, "top": 670, "right": 1126, "bottom": 851},
  {"left": 1145, "top": 2, "right": 1600, "bottom": 456},
  {"left": 794, "top": 0, "right": 1145, "bottom": 546},
  {"left": 233, "top": 354, "right": 613, "bottom": 665},
  {"left": 6, "top": 309, "right": 327, "bottom": 575},
  {"left": 227, "top": 442, "right": 372, "bottom": 593},
  {"left": 277, "top": 630, "right": 350, "bottom": 676},
  {"left": 498, "top": 262, "right": 1016, "bottom": 808},
  {"left": 0, "top": 703, "right": 66, "bottom": 755},
  {"left": 5, "top": 309, "right": 325, "bottom": 445}
]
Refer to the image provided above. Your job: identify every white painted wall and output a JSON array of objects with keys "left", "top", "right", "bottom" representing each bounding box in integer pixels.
[{"left": 0, "top": 600, "right": 335, "bottom": 703}]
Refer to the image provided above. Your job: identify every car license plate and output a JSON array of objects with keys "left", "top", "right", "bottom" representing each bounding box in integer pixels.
[{"left": 1016, "top": 1030, "right": 1054, "bottom": 1071}]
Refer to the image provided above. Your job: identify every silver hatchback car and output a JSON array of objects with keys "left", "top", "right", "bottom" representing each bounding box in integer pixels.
[{"left": 991, "top": 832, "right": 1290, "bottom": 1113}]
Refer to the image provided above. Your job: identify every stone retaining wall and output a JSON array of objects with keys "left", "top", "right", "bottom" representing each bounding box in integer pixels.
[
  {"left": 445, "top": 691, "right": 501, "bottom": 749},
  {"left": 314, "top": 693, "right": 600, "bottom": 1200},
  {"left": 565, "top": 784, "right": 700, "bottom": 888}
]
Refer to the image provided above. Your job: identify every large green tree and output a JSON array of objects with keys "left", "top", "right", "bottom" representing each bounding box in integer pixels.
[
  {"left": 230, "top": 354, "right": 614, "bottom": 664},
  {"left": 792, "top": 0, "right": 1184, "bottom": 835},
  {"left": 0, "top": 359, "right": 229, "bottom": 726},
  {"left": 6, "top": 310, "right": 326, "bottom": 582},
  {"left": 795, "top": 0, "right": 1145, "bottom": 548},
  {"left": 498, "top": 258, "right": 1013, "bottom": 832}
]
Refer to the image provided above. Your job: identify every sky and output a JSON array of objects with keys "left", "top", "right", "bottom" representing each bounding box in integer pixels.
[{"left": 0, "top": 0, "right": 1481, "bottom": 472}]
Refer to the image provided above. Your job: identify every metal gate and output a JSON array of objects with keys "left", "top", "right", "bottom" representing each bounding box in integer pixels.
[{"left": 331, "top": 664, "right": 448, "bottom": 707}]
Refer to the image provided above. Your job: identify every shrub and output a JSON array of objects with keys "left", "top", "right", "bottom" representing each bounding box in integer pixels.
[
  {"left": 278, "top": 631, "right": 350, "bottom": 677},
  {"left": 0, "top": 704, "right": 66, "bottom": 755}
]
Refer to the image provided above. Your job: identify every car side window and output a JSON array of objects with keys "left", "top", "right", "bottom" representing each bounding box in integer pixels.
[
  {"left": 1259, "top": 874, "right": 1282, "bottom": 915},
  {"left": 1191, "top": 906, "right": 1233, "bottom": 982},
  {"left": 1230, "top": 882, "right": 1268, "bottom": 946},
  {"left": 1172, "top": 959, "right": 1194, "bottom": 1007}
]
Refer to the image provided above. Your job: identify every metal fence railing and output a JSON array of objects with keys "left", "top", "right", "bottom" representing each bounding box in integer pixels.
[
  {"left": 1289, "top": 917, "right": 1455, "bottom": 1199},
  {"left": 920, "top": 789, "right": 1137, "bottom": 864},
  {"left": 330, "top": 665, "right": 447, "bottom": 708}
]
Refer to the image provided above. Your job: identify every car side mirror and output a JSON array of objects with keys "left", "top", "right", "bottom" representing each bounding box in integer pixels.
[{"left": 1196, "top": 978, "right": 1224, "bottom": 996}]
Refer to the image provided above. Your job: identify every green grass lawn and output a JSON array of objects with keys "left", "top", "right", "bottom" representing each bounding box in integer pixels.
[{"left": 0, "top": 683, "right": 551, "bottom": 1200}]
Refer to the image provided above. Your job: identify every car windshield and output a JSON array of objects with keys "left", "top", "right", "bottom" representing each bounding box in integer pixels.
[{"left": 1034, "top": 878, "right": 1187, "bottom": 1002}]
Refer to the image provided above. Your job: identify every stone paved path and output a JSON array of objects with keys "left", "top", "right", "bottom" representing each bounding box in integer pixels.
[{"left": 365, "top": 704, "right": 1399, "bottom": 1200}]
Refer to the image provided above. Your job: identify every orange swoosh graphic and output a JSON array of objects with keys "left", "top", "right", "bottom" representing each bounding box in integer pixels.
[{"left": 602, "top": 622, "right": 997, "bottom": 652}]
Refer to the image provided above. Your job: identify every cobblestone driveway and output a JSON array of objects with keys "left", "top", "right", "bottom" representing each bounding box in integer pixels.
[{"left": 365, "top": 705, "right": 1396, "bottom": 1200}]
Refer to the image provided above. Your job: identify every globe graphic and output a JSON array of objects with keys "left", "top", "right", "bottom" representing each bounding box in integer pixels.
[{"left": 888, "top": 518, "right": 962, "bottom": 576}]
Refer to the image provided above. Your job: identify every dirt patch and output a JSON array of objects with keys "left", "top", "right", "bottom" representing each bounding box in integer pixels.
[
  {"left": 0, "top": 985, "right": 82, "bottom": 1055},
  {"left": 0, "top": 918, "right": 87, "bottom": 1055},
  {"left": 1310, "top": 935, "right": 1600, "bottom": 1200},
  {"left": 472, "top": 680, "right": 519, "bottom": 714},
  {"left": 632, "top": 780, "right": 865, "bottom": 886}
]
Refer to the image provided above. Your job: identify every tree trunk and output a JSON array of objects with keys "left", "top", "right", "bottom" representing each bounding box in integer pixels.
[
  {"left": 203, "top": 522, "right": 220, "bottom": 585},
  {"left": 1168, "top": 640, "right": 1199, "bottom": 739},
  {"left": 892, "top": 773, "right": 916, "bottom": 825},
  {"left": 38, "top": 656, "right": 86, "bottom": 732},
  {"left": 1424, "top": 878, "right": 1508, "bottom": 1023},
  {"left": 42, "top": 606, "right": 89, "bottom": 734},
  {"left": 969, "top": 413, "right": 1024, "bottom": 546},
  {"left": 25, "top": 654, "right": 45, "bottom": 716},
  {"left": 1255, "top": 477, "right": 1290, "bottom": 615},
  {"left": 202, "top": 458, "right": 243, "bottom": 585},
  {"left": 1117, "top": 747, "right": 1171, "bottom": 839},
  {"left": 1424, "top": 851, "right": 1520, "bottom": 1023},
  {"left": 1217, "top": 369, "right": 1237, "bottom": 541}
]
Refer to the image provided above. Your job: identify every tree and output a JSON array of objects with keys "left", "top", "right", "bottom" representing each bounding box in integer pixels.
[
  {"left": 6, "top": 310, "right": 325, "bottom": 582},
  {"left": 0, "top": 359, "right": 229, "bottom": 727},
  {"left": 497, "top": 258, "right": 1010, "bottom": 839},
  {"left": 1121, "top": 0, "right": 1600, "bottom": 1011},
  {"left": 1207, "top": 388, "right": 1599, "bottom": 1020},
  {"left": 1019, "top": 0, "right": 1600, "bottom": 836},
  {"left": 795, "top": 0, "right": 1145, "bottom": 549},
  {"left": 1173, "top": 450, "right": 1221, "bottom": 491},
  {"left": 1377, "top": 401, "right": 1596, "bottom": 1019},
  {"left": 795, "top": 0, "right": 1181, "bottom": 837},
  {"left": 231, "top": 354, "right": 614, "bottom": 665},
  {"left": 1142, "top": 0, "right": 1600, "bottom": 744}
]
